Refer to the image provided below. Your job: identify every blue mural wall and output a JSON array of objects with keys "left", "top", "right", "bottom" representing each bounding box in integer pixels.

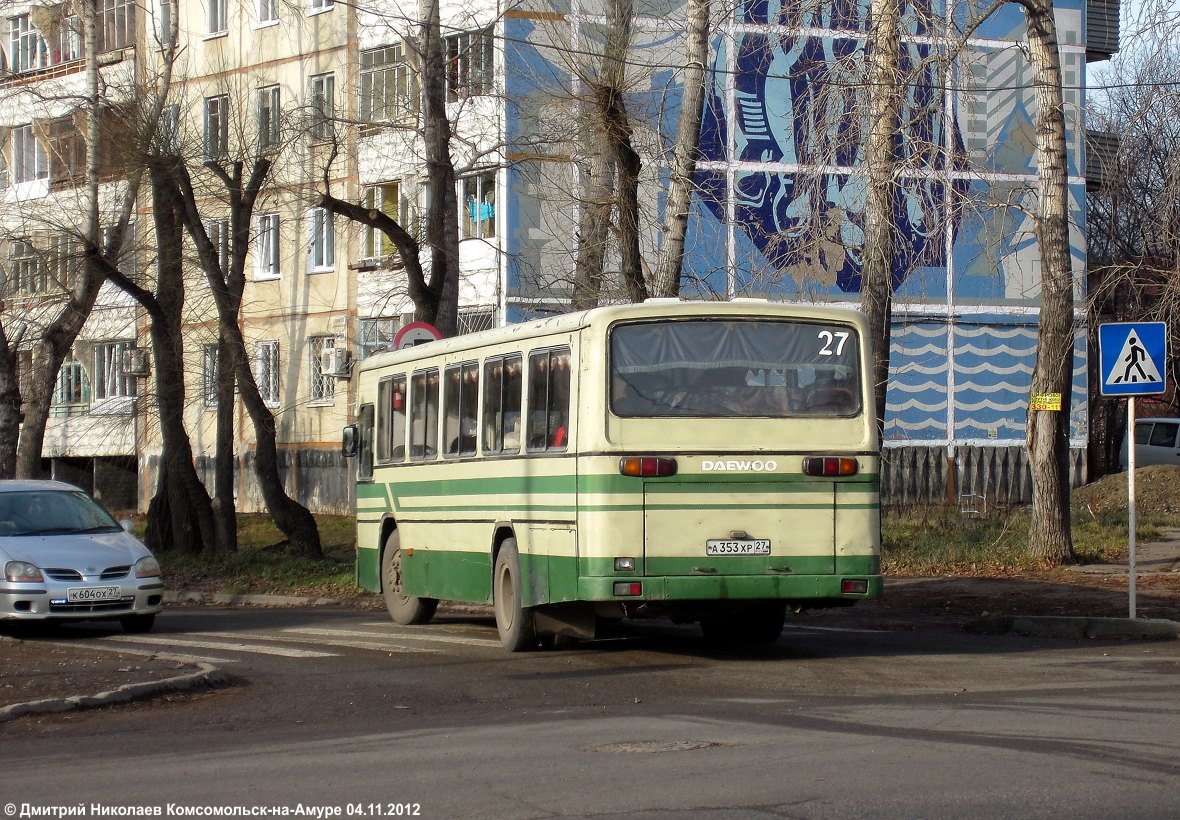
[{"left": 503, "top": 0, "right": 1090, "bottom": 449}]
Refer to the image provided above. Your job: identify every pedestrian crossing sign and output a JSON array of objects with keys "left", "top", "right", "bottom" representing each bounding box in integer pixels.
[{"left": 1098, "top": 322, "right": 1168, "bottom": 396}]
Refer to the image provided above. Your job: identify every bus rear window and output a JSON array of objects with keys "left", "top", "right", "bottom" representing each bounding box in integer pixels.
[{"left": 610, "top": 319, "right": 861, "bottom": 418}]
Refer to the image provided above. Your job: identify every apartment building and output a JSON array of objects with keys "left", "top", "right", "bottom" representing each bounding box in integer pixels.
[{"left": 1, "top": 0, "right": 1118, "bottom": 509}]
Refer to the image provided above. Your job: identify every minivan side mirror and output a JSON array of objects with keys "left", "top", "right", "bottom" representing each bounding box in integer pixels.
[{"left": 342, "top": 425, "right": 358, "bottom": 457}]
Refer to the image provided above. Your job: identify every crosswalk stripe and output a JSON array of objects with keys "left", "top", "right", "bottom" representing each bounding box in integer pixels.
[
  {"left": 98, "top": 635, "right": 338, "bottom": 658},
  {"left": 283, "top": 626, "right": 500, "bottom": 648},
  {"left": 187, "top": 630, "right": 437, "bottom": 654}
]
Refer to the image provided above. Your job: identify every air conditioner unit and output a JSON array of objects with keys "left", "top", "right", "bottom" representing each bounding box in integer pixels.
[
  {"left": 122, "top": 348, "right": 151, "bottom": 378},
  {"left": 320, "top": 347, "right": 352, "bottom": 378}
]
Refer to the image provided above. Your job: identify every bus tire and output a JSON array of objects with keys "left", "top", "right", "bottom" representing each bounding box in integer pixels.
[
  {"left": 382, "top": 531, "right": 438, "bottom": 625},
  {"left": 493, "top": 538, "right": 537, "bottom": 651},
  {"left": 700, "top": 602, "right": 786, "bottom": 646}
]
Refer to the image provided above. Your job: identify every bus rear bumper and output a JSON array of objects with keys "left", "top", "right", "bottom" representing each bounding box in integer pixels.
[{"left": 578, "top": 573, "right": 883, "bottom": 603}]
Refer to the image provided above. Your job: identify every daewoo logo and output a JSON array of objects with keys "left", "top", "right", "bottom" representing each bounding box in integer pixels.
[{"left": 702, "top": 459, "right": 779, "bottom": 472}]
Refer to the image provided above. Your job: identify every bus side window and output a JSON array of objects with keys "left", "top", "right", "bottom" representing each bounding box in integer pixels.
[
  {"left": 483, "top": 354, "right": 522, "bottom": 455},
  {"left": 377, "top": 375, "right": 407, "bottom": 463},
  {"left": 409, "top": 369, "right": 439, "bottom": 460},
  {"left": 527, "top": 347, "right": 571, "bottom": 452},
  {"left": 357, "top": 403, "right": 374, "bottom": 480},
  {"left": 444, "top": 362, "right": 479, "bottom": 457}
]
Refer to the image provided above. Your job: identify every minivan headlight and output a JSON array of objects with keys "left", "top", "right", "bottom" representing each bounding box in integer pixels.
[
  {"left": 5, "top": 561, "right": 44, "bottom": 583},
  {"left": 134, "top": 556, "right": 161, "bottom": 579}
]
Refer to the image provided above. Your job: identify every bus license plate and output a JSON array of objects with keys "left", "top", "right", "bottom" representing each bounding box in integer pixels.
[
  {"left": 67, "top": 586, "right": 121, "bottom": 603},
  {"left": 705, "top": 539, "right": 771, "bottom": 556}
]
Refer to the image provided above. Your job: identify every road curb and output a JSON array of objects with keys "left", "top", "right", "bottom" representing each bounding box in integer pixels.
[
  {"left": 965, "top": 615, "right": 1180, "bottom": 640},
  {"left": 0, "top": 662, "right": 230, "bottom": 724},
  {"left": 165, "top": 591, "right": 349, "bottom": 607}
]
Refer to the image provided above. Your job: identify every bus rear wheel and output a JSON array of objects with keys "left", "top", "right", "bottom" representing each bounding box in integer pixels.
[
  {"left": 700, "top": 602, "right": 786, "bottom": 646},
  {"left": 382, "top": 531, "right": 438, "bottom": 625},
  {"left": 493, "top": 538, "right": 537, "bottom": 651}
]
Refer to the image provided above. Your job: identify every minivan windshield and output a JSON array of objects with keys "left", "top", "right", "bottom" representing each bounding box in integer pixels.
[
  {"left": 0, "top": 490, "right": 121, "bottom": 537},
  {"left": 609, "top": 318, "right": 861, "bottom": 418}
]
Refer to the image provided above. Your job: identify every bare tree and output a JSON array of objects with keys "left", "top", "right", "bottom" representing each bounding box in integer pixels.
[{"left": 649, "top": 0, "right": 709, "bottom": 298}]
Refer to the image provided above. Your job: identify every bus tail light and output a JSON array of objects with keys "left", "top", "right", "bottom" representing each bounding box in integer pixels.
[
  {"left": 802, "top": 456, "right": 858, "bottom": 477},
  {"left": 842, "top": 579, "right": 868, "bottom": 594},
  {"left": 619, "top": 457, "right": 678, "bottom": 477},
  {"left": 613, "top": 582, "right": 643, "bottom": 596}
]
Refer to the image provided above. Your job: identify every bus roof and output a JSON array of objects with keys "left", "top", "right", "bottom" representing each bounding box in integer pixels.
[{"left": 356, "top": 300, "right": 869, "bottom": 374}]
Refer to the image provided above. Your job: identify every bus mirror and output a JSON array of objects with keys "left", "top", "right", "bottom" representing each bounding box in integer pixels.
[{"left": 342, "top": 425, "right": 358, "bottom": 458}]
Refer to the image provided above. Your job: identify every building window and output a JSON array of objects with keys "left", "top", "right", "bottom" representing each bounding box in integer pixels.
[
  {"left": 254, "top": 340, "right": 280, "bottom": 406},
  {"left": 92, "top": 340, "right": 136, "bottom": 401},
  {"left": 205, "top": 94, "right": 230, "bottom": 160},
  {"left": 203, "top": 344, "right": 219, "bottom": 408},
  {"left": 359, "top": 317, "right": 401, "bottom": 359},
  {"left": 309, "top": 73, "right": 335, "bottom": 141},
  {"left": 308, "top": 336, "right": 336, "bottom": 403},
  {"left": 361, "top": 182, "right": 414, "bottom": 260},
  {"left": 205, "top": 218, "right": 229, "bottom": 276},
  {"left": 53, "top": 357, "right": 89, "bottom": 410},
  {"left": 9, "top": 240, "right": 45, "bottom": 294},
  {"left": 458, "top": 306, "right": 497, "bottom": 335},
  {"left": 308, "top": 0, "right": 333, "bottom": 12},
  {"left": 307, "top": 207, "right": 334, "bottom": 271},
  {"left": 156, "top": 104, "right": 180, "bottom": 154},
  {"left": 98, "top": 0, "right": 135, "bottom": 52},
  {"left": 446, "top": 28, "right": 494, "bottom": 102},
  {"left": 47, "top": 234, "right": 82, "bottom": 292},
  {"left": 360, "top": 45, "right": 418, "bottom": 123},
  {"left": 46, "top": 117, "right": 86, "bottom": 187},
  {"left": 13, "top": 125, "right": 48, "bottom": 184},
  {"left": 258, "top": 85, "right": 281, "bottom": 149},
  {"left": 207, "top": 0, "right": 227, "bottom": 34},
  {"left": 257, "top": 0, "right": 278, "bottom": 24},
  {"left": 254, "top": 213, "right": 280, "bottom": 279},
  {"left": 9, "top": 14, "right": 48, "bottom": 73},
  {"left": 460, "top": 170, "right": 496, "bottom": 239}
]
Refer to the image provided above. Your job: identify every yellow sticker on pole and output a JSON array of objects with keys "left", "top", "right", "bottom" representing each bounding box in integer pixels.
[{"left": 1029, "top": 392, "right": 1063, "bottom": 411}]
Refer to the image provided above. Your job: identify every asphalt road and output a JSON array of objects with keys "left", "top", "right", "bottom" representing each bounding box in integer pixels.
[{"left": 3, "top": 606, "right": 1179, "bottom": 818}]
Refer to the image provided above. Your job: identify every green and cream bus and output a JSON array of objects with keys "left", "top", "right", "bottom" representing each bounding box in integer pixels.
[{"left": 343, "top": 300, "right": 881, "bottom": 650}]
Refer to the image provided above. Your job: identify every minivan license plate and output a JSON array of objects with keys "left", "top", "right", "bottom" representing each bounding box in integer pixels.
[
  {"left": 67, "top": 586, "right": 121, "bottom": 603},
  {"left": 705, "top": 539, "right": 771, "bottom": 556}
]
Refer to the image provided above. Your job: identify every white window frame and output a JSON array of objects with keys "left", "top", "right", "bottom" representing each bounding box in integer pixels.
[
  {"left": 254, "top": 340, "right": 280, "bottom": 407},
  {"left": 309, "top": 73, "right": 335, "bottom": 141},
  {"left": 13, "top": 125, "right": 48, "bottom": 184},
  {"left": 203, "top": 344, "right": 219, "bottom": 408},
  {"left": 92, "top": 340, "right": 136, "bottom": 401},
  {"left": 359, "top": 44, "right": 418, "bottom": 124},
  {"left": 445, "top": 28, "right": 494, "bottom": 102},
  {"left": 361, "top": 182, "right": 411, "bottom": 260},
  {"left": 308, "top": 0, "right": 333, "bottom": 14},
  {"left": 258, "top": 84, "right": 280, "bottom": 149},
  {"left": 254, "top": 213, "right": 280, "bottom": 279},
  {"left": 10, "top": 14, "right": 48, "bottom": 73},
  {"left": 204, "top": 94, "right": 230, "bottom": 160},
  {"left": 207, "top": 0, "right": 228, "bottom": 35},
  {"left": 53, "top": 357, "right": 88, "bottom": 409},
  {"left": 460, "top": 170, "right": 496, "bottom": 240},
  {"left": 308, "top": 335, "right": 336, "bottom": 404},
  {"left": 203, "top": 218, "right": 230, "bottom": 280},
  {"left": 98, "top": 0, "right": 135, "bottom": 52},
  {"left": 256, "top": 0, "right": 278, "bottom": 25},
  {"left": 306, "top": 207, "right": 334, "bottom": 272}
]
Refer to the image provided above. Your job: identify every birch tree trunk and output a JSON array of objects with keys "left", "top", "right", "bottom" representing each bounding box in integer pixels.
[
  {"left": 860, "top": 0, "right": 901, "bottom": 439},
  {"left": 1018, "top": 0, "right": 1075, "bottom": 563},
  {"left": 651, "top": 0, "right": 709, "bottom": 298}
]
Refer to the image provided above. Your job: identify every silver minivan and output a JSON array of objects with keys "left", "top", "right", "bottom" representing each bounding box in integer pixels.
[{"left": 1120, "top": 418, "right": 1180, "bottom": 470}]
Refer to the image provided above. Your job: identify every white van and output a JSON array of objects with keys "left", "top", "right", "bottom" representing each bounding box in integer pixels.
[{"left": 1120, "top": 418, "right": 1180, "bottom": 469}]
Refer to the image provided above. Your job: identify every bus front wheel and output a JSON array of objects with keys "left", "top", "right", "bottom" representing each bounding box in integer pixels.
[
  {"left": 382, "top": 531, "right": 438, "bottom": 625},
  {"left": 493, "top": 538, "right": 537, "bottom": 651}
]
